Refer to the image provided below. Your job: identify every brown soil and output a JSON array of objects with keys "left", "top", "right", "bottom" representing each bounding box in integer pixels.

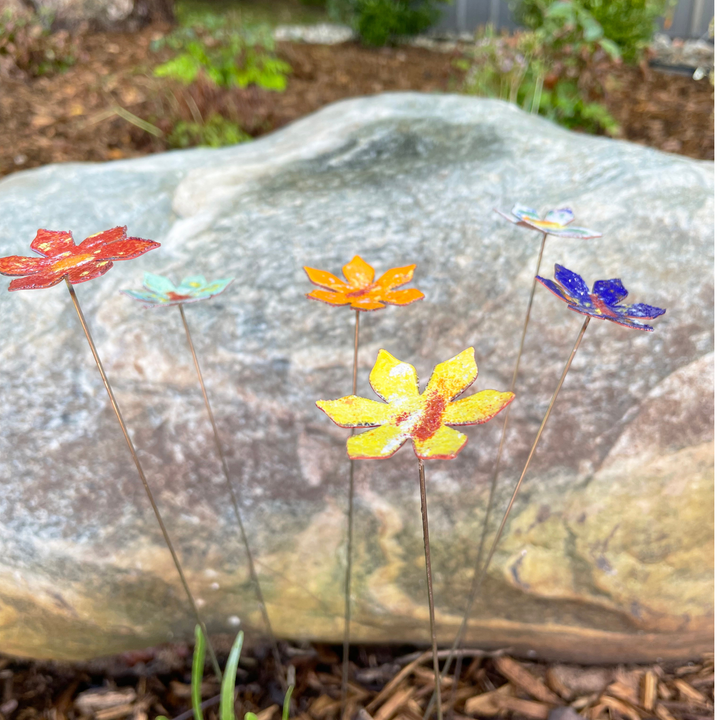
[
  {"left": 0, "top": 26, "right": 713, "bottom": 180},
  {"left": 0, "top": 642, "right": 713, "bottom": 720}
]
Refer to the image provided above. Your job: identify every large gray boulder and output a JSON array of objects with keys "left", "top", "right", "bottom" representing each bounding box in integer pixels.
[{"left": 0, "top": 94, "right": 712, "bottom": 663}]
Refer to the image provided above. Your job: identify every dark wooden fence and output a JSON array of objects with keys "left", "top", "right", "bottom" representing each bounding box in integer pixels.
[{"left": 433, "top": 0, "right": 714, "bottom": 39}]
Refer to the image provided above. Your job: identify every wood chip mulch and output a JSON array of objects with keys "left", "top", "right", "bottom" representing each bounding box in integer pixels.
[{"left": 0, "top": 643, "right": 713, "bottom": 720}]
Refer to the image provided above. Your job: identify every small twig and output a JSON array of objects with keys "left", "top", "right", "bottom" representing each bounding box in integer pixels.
[
  {"left": 341, "top": 309, "right": 361, "bottom": 714},
  {"left": 65, "top": 279, "right": 222, "bottom": 682},
  {"left": 113, "top": 105, "right": 163, "bottom": 137},
  {"left": 396, "top": 648, "right": 509, "bottom": 666}
]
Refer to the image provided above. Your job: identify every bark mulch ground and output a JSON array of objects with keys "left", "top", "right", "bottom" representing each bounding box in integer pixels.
[
  {"left": 0, "top": 25, "right": 713, "bottom": 180},
  {"left": 0, "top": 643, "right": 713, "bottom": 720}
]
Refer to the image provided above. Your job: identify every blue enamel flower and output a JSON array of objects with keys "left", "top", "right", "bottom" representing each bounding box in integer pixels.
[
  {"left": 122, "top": 273, "right": 233, "bottom": 307},
  {"left": 496, "top": 204, "right": 601, "bottom": 239},
  {"left": 536, "top": 264, "right": 666, "bottom": 332}
]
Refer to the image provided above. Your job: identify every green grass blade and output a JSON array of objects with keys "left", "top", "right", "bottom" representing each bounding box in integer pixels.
[
  {"left": 220, "top": 630, "right": 245, "bottom": 720},
  {"left": 282, "top": 684, "right": 294, "bottom": 720},
  {"left": 192, "top": 624, "right": 207, "bottom": 720}
]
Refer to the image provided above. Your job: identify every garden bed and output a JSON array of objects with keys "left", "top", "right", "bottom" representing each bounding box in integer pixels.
[{"left": 0, "top": 24, "right": 713, "bottom": 180}]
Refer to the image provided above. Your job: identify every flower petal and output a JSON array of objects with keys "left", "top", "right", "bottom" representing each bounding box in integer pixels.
[
  {"left": 444, "top": 390, "right": 514, "bottom": 426},
  {"left": 597, "top": 313, "right": 655, "bottom": 332},
  {"left": 307, "top": 288, "right": 351, "bottom": 306},
  {"left": 79, "top": 226, "right": 128, "bottom": 252},
  {"left": 144, "top": 273, "right": 177, "bottom": 294},
  {"left": 623, "top": 302, "right": 666, "bottom": 319},
  {"left": 67, "top": 261, "right": 113, "bottom": 285},
  {"left": 178, "top": 275, "right": 207, "bottom": 289},
  {"left": 0, "top": 255, "right": 49, "bottom": 277},
  {"left": 350, "top": 298, "right": 386, "bottom": 311},
  {"left": 122, "top": 289, "right": 164, "bottom": 305},
  {"left": 592, "top": 278, "right": 628, "bottom": 306},
  {"left": 342, "top": 256, "right": 374, "bottom": 288},
  {"left": 554, "top": 264, "right": 591, "bottom": 303},
  {"left": 536, "top": 224, "right": 601, "bottom": 239},
  {"left": 544, "top": 208, "right": 574, "bottom": 226},
  {"left": 381, "top": 288, "right": 424, "bottom": 306},
  {"left": 316, "top": 396, "right": 392, "bottom": 428},
  {"left": 8, "top": 271, "right": 66, "bottom": 291},
  {"left": 95, "top": 237, "right": 160, "bottom": 261},
  {"left": 412, "top": 425, "right": 467, "bottom": 460},
  {"left": 495, "top": 208, "right": 521, "bottom": 225},
  {"left": 30, "top": 229, "right": 76, "bottom": 257},
  {"left": 536, "top": 275, "right": 572, "bottom": 303},
  {"left": 375, "top": 264, "right": 415, "bottom": 290},
  {"left": 425, "top": 347, "right": 478, "bottom": 401},
  {"left": 348, "top": 424, "right": 407, "bottom": 459},
  {"left": 369, "top": 349, "right": 419, "bottom": 403},
  {"left": 512, "top": 204, "right": 541, "bottom": 221},
  {"left": 304, "top": 266, "right": 348, "bottom": 292}
]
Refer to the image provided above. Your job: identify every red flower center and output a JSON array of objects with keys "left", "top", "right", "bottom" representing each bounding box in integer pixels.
[{"left": 413, "top": 391, "right": 447, "bottom": 441}]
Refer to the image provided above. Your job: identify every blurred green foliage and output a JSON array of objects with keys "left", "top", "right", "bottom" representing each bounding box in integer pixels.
[
  {"left": 153, "top": 13, "right": 291, "bottom": 90},
  {"left": 168, "top": 113, "right": 252, "bottom": 148},
  {"left": 329, "top": 0, "right": 447, "bottom": 46}
]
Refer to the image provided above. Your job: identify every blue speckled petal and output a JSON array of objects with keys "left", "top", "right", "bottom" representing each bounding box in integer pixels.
[
  {"left": 535, "top": 275, "right": 572, "bottom": 303},
  {"left": 121, "top": 288, "right": 164, "bottom": 304},
  {"left": 593, "top": 278, "right": 628, "bottom": 306},
  {"left": 554, "top": 264, "right": 591, "bottom": 302},
  {"left": 623, "top": 302, "right": 666, "bottom": 319},
  {"left": 178, "top": 275, "right": 208, "bottom": 290}
]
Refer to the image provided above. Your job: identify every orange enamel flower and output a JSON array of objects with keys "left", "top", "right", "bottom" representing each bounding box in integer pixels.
[
  {"left": 304, "top": 255, "right": 424, "bottom": 311},
  {"left": 0, "top": 227, "right": 160, "bottom": 291},
  {"left": 317, "top": 348, "right": 514, "bottom": 460}
]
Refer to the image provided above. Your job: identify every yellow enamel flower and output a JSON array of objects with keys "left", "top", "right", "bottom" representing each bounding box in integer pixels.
[{"left": 317, "top": 348, "right": 514, "bottom": 460}]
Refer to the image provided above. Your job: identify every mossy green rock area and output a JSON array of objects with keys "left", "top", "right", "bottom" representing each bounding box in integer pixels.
[{"left": 0, "top": 94, "right": 712, "bottom": 662}]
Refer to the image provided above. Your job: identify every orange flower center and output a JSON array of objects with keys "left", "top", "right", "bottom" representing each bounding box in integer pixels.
[
  {"left": 413, "top": 391, "right": 447, "bottom": 441},
  {"left": 52, "top": 253, "right": 94, "bottom": 273}
]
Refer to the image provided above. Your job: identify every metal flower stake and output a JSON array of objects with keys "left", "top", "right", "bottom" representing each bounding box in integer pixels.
[
  {"left": 449, "top": 264, "right": 664, "bottom": 709},
  {"left": 304, "top": 255, "right": 424, "bottom": 712},
  {"left": 426, "top": 205, "right": 602, "bottom": 716},
  {"left": 0, "top": 228, "right": 223, "bottom": 682},
  {"left": 122, "top": 272, "right": 285, "bottom": 680},
  {"left": 317, "top": 348, "right": 514, "bottom": 720}
]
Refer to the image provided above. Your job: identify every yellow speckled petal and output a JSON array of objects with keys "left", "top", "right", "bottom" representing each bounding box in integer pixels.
[
  {"left": 412, "top": 425, "right": 467, "bottom": 460},
  {"left": 369, "top": 349, "right": 420, "bottom": 403},
  {"left": 425, "top": 347, "right": 478, "bottom": 401},
  {"left": 316, "top": 396, "right": 392, "bottom": 428},
  {"left": 444, "top": 390, "right": 514, "bottom": 426},
  {"left": 348, "top": 424, "right": 407, "bottom": 459}
]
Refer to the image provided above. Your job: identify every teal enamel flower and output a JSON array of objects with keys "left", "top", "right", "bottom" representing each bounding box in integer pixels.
[{"left": 123, "top": 273, "right": 233, "bottom": 307}]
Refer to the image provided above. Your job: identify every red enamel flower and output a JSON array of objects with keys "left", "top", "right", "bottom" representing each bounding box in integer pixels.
[{"left": 0, "top": 227, "right": 161, "bottom": 291}]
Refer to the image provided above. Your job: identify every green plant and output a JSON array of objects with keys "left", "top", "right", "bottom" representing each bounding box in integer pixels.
[
  {"left": 167, "top": 113, "right": 252, "bottom": 149},
  {"left": 0, "top": 8, "right": 75, "bottom": 78},
  {"left": 330, "top": 0, "right": 448, "bottom": 46},
  {"left": 512, "top": 0, "right": 665, "bottom": 62},
  {"left": 153, "top": 16, "right": 291, "bottom": 90}
]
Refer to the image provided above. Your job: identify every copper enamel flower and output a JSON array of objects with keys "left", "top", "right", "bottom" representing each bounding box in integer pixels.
[
  {"left": 304, "top": 255, "right": 424, "bottom": 311},
  {"left": 0, "top": 227, "right": 160, "bottom": 291},
  {"left": 317, "top": 348, "right": 514, "bottom": 460}
]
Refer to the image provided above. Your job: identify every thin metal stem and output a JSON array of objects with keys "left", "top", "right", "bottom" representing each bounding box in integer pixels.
[
  {"left": 341, "top": 309, "right": 360, "bottom": 715},
  {"left": 178, "top": 304, "right": 283, "bottom": 680},
  {"left": 425, "top": 233, "right": 548, "bottom": 720},
  {"left": 418, "top": 458, "right": 443, "bottom": 720},
  {"left": 426, "top": 315, "right": 590, "bottom": 719},
  {"left": 65, "top": 279, "right": 222, "bottom": 682}
]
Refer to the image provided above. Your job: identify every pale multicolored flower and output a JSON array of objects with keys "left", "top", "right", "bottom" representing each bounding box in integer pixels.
[
  {"left": 496, "top": 204, "right": 601, "bottom": 239},
  {"left": 122, "top": 273, "right": 233, "bottom": 307}
]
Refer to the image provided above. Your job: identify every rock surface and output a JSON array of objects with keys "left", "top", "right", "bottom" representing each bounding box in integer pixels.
[{"left": 0, "top": 94, "right": 712, "bottom": 662}]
